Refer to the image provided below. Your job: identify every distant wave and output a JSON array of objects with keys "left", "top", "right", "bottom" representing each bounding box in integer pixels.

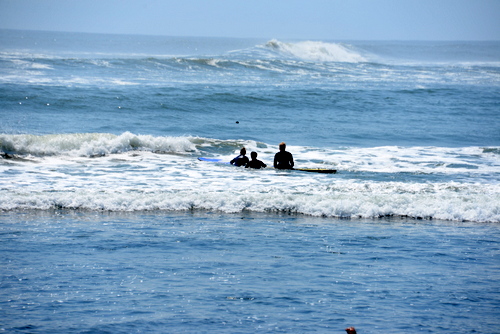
[
  {"left": 3, "top": 45, "right": 500, "bottom": 88},
  {"left": 263, "top": 39, "right": 366, "bottom": 63}
]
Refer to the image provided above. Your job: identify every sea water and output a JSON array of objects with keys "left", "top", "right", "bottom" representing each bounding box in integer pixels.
[{"left": 0, "top": 30, "right": 499, "bottom": 333}]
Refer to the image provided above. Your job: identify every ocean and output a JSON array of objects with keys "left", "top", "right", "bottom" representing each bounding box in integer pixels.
[{"left": 0, "top": 29, "right": 499, "bottom": 333}]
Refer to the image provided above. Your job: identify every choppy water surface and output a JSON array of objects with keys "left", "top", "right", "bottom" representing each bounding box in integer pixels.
[
  {"left": 1, "top": 211, "right": 499, "bottom": 333},
  {"left": 1, "top": 30, "right": 500, "bottom": 333}
]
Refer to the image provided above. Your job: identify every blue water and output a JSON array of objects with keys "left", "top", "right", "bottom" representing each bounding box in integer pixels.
[
  {"left": 1, "top": 29, "right": 500, "bottom": 333},
  {"left": 1, "top": 210, "right": 499, "bottom": 334}
]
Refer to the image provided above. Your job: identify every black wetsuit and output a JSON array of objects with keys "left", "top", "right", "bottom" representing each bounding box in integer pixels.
[
  {"left": 273, "top": 151, "right": 294, "bottom": 169},
  {"left": 230, "top": 155, "right": 249, "bottom": 167},
  {"left": 245, "top": 159, "right": 267, "bottom": 169}
]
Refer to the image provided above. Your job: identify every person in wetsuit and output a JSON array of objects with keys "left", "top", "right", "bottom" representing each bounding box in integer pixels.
[
  {"left": 273, "top": 142, "right": 294, "bottom": 169},
  {"left": 245, "top": 151, "right": 267, "bottom": 169},
  {"left": 230, "top": 147, "right": 249, "bottom": 167}
]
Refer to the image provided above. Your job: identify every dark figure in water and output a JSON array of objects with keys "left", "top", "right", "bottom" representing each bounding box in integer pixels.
[
  {"left": 345, "top": 327, "right": 357, "bottom": 334},
  {"left": 245, "top": 151, "right": 267, "bottom": 169},
  {"left": 230, "top": 147, "right": 249, "bottom": 167},
  {"left": 273, "top": 142, "right": 294, "bottom": 169}
]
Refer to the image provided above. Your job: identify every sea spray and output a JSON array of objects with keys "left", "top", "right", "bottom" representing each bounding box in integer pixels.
[{"left": 263, "top": 39, "right": 367, "bottom": 62}]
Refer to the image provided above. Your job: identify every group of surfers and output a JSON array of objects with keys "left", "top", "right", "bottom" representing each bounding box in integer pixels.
[{"left": 230, "top": 142, "right": 294, "bottom": 170}]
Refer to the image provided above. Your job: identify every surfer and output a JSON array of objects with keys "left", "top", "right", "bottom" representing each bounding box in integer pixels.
[
  {"left": 245, "top": 151, "right": 267, "bottom": 169},
  {"left": 273, "top": 142, "right": 294, "bottom": 169},
  {"left": 345, "top": 327, "right": 357, "bottom": 334},
  {"left": 230, "top": 147, "right": 249, "bottom": 167}
]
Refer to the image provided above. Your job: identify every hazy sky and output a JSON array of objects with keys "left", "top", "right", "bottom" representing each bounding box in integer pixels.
[{"left": 1, "top": 0, "right": 499, "bottom": 40}]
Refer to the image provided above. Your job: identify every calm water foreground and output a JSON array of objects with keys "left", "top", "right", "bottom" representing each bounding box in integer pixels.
[{"left": 1, "top": 210, "right": 499, "bottom": 334}]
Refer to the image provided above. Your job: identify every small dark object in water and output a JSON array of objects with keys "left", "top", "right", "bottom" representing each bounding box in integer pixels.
[{"left": 1, "top": 153, "right": 13, "bottom": 159}]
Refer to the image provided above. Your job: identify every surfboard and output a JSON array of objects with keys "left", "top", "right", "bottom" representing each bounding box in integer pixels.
[
  {"left": 294, "top": 168, "right": 337, "bottom": 174},
  {"left": 198, "top": 157, "right": 336, "bottom": 173},
  {"left": 197, "top": 157, "right": 230, "bottom": 164}
]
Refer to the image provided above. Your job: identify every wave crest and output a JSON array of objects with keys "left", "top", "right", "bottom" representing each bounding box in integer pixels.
[
  {"left": 264, "top": 39, "right": 366, "bottom": 63},
  {"left": 0, "top": 132, "right": 197, "bottom": 157},
  {"left": 2, "top": 183, "right": 499, "bottom": 223}
]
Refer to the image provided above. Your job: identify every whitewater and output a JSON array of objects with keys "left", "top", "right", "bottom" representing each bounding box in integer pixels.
[{"left": 0, "top": 132, "right": 499, "bottom": 222}]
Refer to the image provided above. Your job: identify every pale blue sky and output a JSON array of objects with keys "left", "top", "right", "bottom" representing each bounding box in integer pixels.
[{"left": 0, "top": 0, "right": 499, "bottom": 40}]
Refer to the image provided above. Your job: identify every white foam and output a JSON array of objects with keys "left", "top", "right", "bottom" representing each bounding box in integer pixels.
[
  {"left": 298, "top": 145, "right": 500, "bottom": 176},
  {"left": 264, "top": 39, "right": 366, "bottom": 63},
  {"left": 1, "top": 175, "right": 498, "bottom": 222},
  {"left": 2, "top": 137, "right": 499, "bottom": 222},
  {"left": 1, "top": 148, "right": 499, "bottom": 222},
  {"left": 0, "top": 74, "right": 140, "bottom": 86},
  {"left": 0, "top": 132, "right": 197, "bottom": 157}
]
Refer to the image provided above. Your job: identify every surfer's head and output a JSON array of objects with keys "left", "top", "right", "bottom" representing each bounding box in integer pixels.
[
  {"left": 240, "top": 147, "right": 246, "bottom": 155},
  {"left": 251, "top": 151, "right": 257, "bottom": 159},
  {"left": 279, "top": 142, "right": 286, "bottom": 151}
]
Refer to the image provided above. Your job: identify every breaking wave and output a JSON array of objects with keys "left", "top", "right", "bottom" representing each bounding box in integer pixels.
[
  {"left": 0, "top": 132, "right": 197, "bottom": 157},
  {"left": 1, "top": 181, "right": 499, "bottom": 223},
  {"left": 263, "top": 39, "right": 367, "bottom": 63}
]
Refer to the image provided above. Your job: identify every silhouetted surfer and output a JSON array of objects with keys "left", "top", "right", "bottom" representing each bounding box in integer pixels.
[
  {"left": 230, "top": 147, "right": 249, "bottom": 167},
  {"left": 245, "top": 151, "right": 267, "bottom": 169},
  {"left": 273, "top": 142, "right": 294, "bottom": 170}
]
